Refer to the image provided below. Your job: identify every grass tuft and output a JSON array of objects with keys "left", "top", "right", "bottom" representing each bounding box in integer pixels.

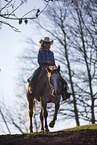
[{"left": 60, "top": 124, "right": 97, "bottom": 132}]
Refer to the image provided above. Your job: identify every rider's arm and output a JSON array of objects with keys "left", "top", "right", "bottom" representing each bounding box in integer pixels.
[{"left": 51, "top": 52, "right": 55, "bottom": 66}]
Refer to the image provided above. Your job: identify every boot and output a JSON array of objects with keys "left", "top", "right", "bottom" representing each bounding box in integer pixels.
[
  {"left": 27, "top": 78, "right": 30, "bottom": 82},
  {"left": 62, "top": 84, "right": 71, "bottom": 101},
  {"left": 27, "top": 77, "right": 32, "bottom": 82},
  {"left": 62, "top": 91, "right": 71, "bottom": 101}
]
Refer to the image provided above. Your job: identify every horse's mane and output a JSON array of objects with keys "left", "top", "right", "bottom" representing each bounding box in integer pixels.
[
  {"left": 46, "top": 65, "right": 58, "bottom": 78},
  {"left": 37, "top": 65, "right": 58, "bottom": 80}
]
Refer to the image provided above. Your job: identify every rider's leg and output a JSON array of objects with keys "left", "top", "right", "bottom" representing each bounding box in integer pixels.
[
  {"left": 27, "top": 67, "right": 41, "bottom": 93},
  {"left": 60, "top": 76, "right": 71, "bottom": 100}
]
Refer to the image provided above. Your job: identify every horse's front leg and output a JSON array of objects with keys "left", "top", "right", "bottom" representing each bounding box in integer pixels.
[
  {"left": 40, "top": 98, "right": 49, "bottom": 132},
  {"left": 49, "top": 98, "right": 60, "bottom": 128},
  {"left": 44, "top": 105, "right": 49, "bottom": 132}
]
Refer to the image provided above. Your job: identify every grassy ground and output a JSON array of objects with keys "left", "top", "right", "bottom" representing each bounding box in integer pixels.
[
  {"left": 24, "top": 124, "right": 97, "bottom": 136},
  {"left": 62, "top": 124, "right": 97, "bottom": 132},
  {"left": 0, "top": 124, "right": 97, "bottom": 145}
]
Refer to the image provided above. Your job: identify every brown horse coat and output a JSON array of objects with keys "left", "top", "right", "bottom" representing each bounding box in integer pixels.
[{"left": 26, "top": 66, "right": 62, "bottom": 133}]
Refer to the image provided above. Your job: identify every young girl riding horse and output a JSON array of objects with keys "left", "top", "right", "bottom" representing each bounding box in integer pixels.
[{"left": 27, "top": 37, "right": 71, "bottom": 101}]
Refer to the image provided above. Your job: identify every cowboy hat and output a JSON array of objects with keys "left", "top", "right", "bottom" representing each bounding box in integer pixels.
[{"left": 39, "top": 37, "right": 53, "bottom": 45}]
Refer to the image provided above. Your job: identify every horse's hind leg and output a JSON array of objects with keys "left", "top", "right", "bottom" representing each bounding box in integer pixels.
[
  {"left": 40, "top": 108, "right": 44, "bottom": 132},
  {"left": 49, "top": 101, "right": 60, "bottom": 128},
  {"left": 28, "top": 97, "right": 34, "bottom": 133}
]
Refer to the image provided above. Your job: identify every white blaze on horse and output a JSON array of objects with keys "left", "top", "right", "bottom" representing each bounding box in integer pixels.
[{"left": 26, "top": 65, "right": 62, "bottom": 133}]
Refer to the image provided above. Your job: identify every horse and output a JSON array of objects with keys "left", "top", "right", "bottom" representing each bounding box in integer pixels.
[{"left": 26, "top": 65, "right": 62, "bottom": 133}]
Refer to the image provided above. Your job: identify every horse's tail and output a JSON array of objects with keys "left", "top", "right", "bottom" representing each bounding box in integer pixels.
[{"left": 23, "top": 100, "right": 37, "bottom": 124}]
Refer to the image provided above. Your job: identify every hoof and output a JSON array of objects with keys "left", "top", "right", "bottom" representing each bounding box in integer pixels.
[
  {"left": 49, "top": 121, "right": 55, "bottom": 128},
  {"left": 30, "top": 130, "right": 33, "bottom": 133},
  {"left": 44, "top": 128, "right": 49, "bottom": 133},
  {"left": 29, "top": 127, "right": 33, "bottom": 133},
  {"left": 40, "top": 130, "right": 44, "bottom": 133},
  {"left": 41, "top": 128, "right": 49, "bottom": 133}
]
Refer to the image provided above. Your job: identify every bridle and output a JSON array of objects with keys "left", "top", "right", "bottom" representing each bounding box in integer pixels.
[{"left": 47, "top": 66, "right": 61, "bottom": 96}]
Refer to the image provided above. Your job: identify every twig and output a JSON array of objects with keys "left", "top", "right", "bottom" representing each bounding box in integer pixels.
[
  {"left": 0, "top": 108, "right": 11, "bottom": 134},
  {"left": 0, "top": 0, "right": 12, "bottom": 12},
  {"left": 0, "top": 20, "right": 21, "bottom": 32}
]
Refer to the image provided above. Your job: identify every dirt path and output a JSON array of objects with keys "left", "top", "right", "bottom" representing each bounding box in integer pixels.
[{"left": 0, "top": 130, "right": 97, "bottom": 145}]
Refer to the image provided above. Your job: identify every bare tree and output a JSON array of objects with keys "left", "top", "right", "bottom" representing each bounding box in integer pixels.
[
  {"left": 15, "top": 0, "right": 97, "bottom": 132},
  {"left": 33, "top": 0, "right": 80, "bottom": 126},
  {"left": 71, "top": 0, "right": 97, "bottom": 124},
  {"left": 1, "top": 0, "right": 96, "bottom": 134},
  {"left": 28, "top": 0, "right": 97, "bottom": 125},
  {"left": 0, "top": 0, "right": 50, "bottom": 32}
]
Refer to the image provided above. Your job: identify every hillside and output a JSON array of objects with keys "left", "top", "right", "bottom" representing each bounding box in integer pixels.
[{"left": 0, "top": 124, "right": 97, "bottom": 145}]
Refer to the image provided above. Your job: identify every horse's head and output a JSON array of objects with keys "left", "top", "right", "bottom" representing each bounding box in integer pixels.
[{"left": 47, "top": 65, "right": 62, "bottom": 96}]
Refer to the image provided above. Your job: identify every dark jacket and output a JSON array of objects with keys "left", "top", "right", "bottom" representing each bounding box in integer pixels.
[{"left": 38, "top": 48, "right": 55, "bottom": 67}]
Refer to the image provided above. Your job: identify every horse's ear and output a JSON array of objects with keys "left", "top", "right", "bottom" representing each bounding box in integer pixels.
[
  {"left": 47, "top": 67, "right": 51, "bottom": 73},
  {"left": 58, "top": 65, "right": 60, "bottom": 71}
]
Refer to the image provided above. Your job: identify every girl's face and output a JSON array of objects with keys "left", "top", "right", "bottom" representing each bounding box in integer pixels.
[{"left": 43, "top": 42, "right": 50, "bottom": 50}]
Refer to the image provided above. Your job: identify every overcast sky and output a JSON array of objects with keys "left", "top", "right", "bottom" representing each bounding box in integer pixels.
[{"left": 0, "top": 0, "right": 45, "bottom": 99}]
